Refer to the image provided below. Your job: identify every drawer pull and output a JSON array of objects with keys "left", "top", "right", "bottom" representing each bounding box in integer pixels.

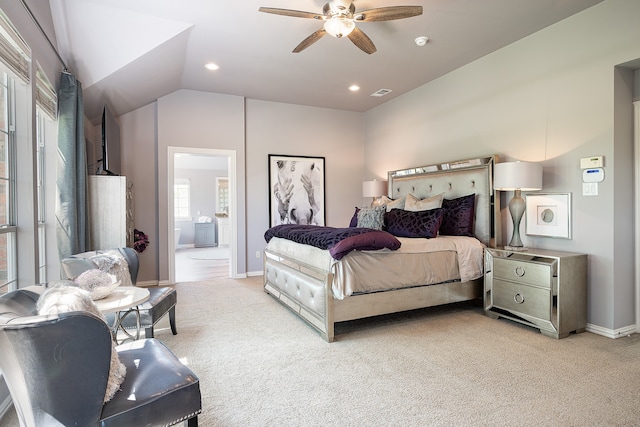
[
  {"left": 514, "top": 266, "right": 526, "bottom": 277},
  {"left": 513, "top": 293, "right": 525, "bottom": 304}
]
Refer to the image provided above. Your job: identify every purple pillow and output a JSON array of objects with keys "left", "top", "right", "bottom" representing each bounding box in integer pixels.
[
  {"left": 349, "top": 207, "right": 360, "bottom": 227},
  {"left": 440, "top": 194, "right": 476, "bottom": 236},
  {"left": 384, "top": 208, "right": 444, "bottom": 238},
  {"left": 329, "top": 230, "right": 401, "bottom": 260}
]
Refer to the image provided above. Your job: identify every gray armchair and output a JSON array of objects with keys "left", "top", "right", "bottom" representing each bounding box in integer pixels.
[
  {"left": 61, "top": 247, "right": 177, "bottom": 338},
  {"left": 0, "top": 288, "right": 201, "bottom": 426}
]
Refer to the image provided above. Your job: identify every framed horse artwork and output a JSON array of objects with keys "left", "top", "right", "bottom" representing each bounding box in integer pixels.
[{"left": 268, "top": 154, "right": 325, "bottom": 227}]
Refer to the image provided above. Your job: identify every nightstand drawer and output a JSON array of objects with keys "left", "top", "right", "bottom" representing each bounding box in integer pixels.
[
  {"left": 493, "top": 257, "right": 552, "bottom": 288},
  {"left": 493, "top": 279, "right": 551, "bottom": 320}
]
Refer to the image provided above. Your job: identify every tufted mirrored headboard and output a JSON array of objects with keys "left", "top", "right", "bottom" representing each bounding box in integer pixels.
[{"left": 387, "top": 156, "right": 499, "bottom": 247}]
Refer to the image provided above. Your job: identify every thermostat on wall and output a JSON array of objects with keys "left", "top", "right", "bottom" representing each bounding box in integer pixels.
[
  {"left": 583, "top": 167, "right": 604, "bottom": 183},
  {"left": 580, "top": 156, "right": 603, "bottom": 169}
]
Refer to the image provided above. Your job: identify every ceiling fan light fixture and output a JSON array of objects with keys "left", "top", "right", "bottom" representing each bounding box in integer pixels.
[{"left": 324, "top": 17, "right": 355, "bottom": 38}]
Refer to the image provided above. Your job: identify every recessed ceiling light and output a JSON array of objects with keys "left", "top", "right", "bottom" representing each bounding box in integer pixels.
[
  {"left": 349, "top": 85, "right": 360, "bottom": 92},
  {"left": 204, "top": 62, "right": 220, "bottom": 71}
]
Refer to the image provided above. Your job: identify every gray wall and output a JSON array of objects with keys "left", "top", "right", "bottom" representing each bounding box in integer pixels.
[
  {"left": 363, "top": 0, "right": 640, "bottom": 332},
  {"left": 119, "top": 95, "right": 365, "bottom": 279},
  {"left": 245, "top": 99, "right": 365, "bottom": 273}
]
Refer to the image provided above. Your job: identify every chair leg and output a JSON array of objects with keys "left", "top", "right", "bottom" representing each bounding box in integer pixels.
[
  {"left": 187, "top": 415, "right": 198, "bottom": 426},
  {"left": 169, "top": 306, "right": 178, "bottom": 335}
]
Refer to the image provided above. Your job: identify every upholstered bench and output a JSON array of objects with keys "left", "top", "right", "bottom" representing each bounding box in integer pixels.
[
  {"left": 121, "top": 286, "right": 177, "bottom": 338},
  {"left": 61, "top": 247, "right": 178, "bottom": 339}
]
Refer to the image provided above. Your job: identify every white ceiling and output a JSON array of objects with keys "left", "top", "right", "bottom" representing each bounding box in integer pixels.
[{"left": 48, "top": 0, "right": 603, "bottom": 125}]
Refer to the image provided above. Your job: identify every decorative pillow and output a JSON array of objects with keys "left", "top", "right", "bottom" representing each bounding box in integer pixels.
[
  {"left": 349, "top": 207, "right": 360, "bottom": 227},
  {"left": 385, "top": 208, "right": 444, "bottom": 238},
  {"left": 74, "top": 269, "right": 119, "bottom": 300},
  {"left": 61, "top": 257, "right": 100, "bottom": 280},
  {"left": 404, "top": 193, "right": 444, "bottom": 212},
  {"left": 37, "top": 285, "right": 126, "bottom": 402},
  {"left": 356, "top": 205, "right": 386, "bottom": 230},
  {"left": 378, "top": 196, "right": 406, "bottom": 212},
  {"left": 440, "top": 193, "right": 476, "bottom": 237},
  {"left": 91, "top": 252, "right": 133, "bottom": 287}
]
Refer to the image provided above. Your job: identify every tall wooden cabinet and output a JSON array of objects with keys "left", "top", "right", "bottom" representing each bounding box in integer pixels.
[{"left": 88, "top": 175, "right": 134, "bottom": 250}]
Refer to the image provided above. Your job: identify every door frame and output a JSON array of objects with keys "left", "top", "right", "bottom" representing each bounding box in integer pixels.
[
  {"left": 167, "top": 146, "right": 237, "bottom": 282},
  {"left": 634, "top": 101, "right": 640, "bottom": 333}
]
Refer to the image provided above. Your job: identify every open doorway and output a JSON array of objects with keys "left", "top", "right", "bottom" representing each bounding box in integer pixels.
[{"left": 167, "top": 147, "right": 237, "bottom": 283}]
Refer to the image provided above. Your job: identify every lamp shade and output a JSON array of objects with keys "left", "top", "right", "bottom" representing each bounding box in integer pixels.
[
  {"left": 362, "top": 180, "right": 388, "bottom": 198},
  {"left": 493, "top": 161, "right": 543, "bottom": 191}
]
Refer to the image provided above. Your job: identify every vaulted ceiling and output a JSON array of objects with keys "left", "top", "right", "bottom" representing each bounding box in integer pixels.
[{"left": 48, "top": 0, "right": 603, "bottom": 124}]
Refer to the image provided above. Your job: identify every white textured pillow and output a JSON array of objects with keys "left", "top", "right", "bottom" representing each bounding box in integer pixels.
[
  {"left": 405, "top": 193, "right": 444, "bottom": 212},
  {"left": 74, "top": 269, "right": 119, "bottom": 300},
  {"left": 91, "top": 252, "right": 133, "bottom": 287},
  {"left": 379, "top": 196, "right": 406, "bottom": 212},
  {"left": 37, "top": 285, "right": 126, "bottom": 402}
]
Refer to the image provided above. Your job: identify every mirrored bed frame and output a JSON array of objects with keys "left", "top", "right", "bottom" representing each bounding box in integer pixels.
[{"left": 263, "top": 155, "right": 500, "bottom": 342}]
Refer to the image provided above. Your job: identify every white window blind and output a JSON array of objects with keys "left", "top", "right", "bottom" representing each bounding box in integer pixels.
[
  {"left": 0, "top": 10, "right": 31, "bottom": 83},
  {"left": 36, "top": 65, "right": 56, "bottom": 119}
]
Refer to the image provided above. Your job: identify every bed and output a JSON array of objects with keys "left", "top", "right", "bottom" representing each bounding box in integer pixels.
[{"left": 263, "top": 155, "right": 500, "bottom": 342}]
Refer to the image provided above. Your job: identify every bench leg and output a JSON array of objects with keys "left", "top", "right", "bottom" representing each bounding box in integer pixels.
[
  {"left": 144, "top": 325, "right": 154, "bottom": 338},
  {"left": 187, "top": 415, "right": 198, "bottom": 426},
  {"left": 169, "top": 306, "right": 178, "bottom": 335}
]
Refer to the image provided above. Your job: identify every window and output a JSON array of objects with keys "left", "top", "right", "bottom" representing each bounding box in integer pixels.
[
  {"left": 216, "top": 177, "right": 228, "bottom": 214},
  {"left": 34, "top": 65, "right": 55, "bottom": 283},
  {"left": 174, "top": 178, "right": 191, "bottom": 220},
  {"left": 35, "top": 109, "right": 46, "bottom": 282},
  {"left": 0, "top": 70, "right": 17, "bottom": 294}
]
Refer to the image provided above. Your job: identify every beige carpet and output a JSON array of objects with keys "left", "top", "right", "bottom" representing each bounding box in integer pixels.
[{"left": 2, "top": 276, "right": 640, "bottom": 426}]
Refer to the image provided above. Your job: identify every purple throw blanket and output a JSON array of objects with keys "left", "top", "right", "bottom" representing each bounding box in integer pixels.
[{"left": 264, "top": 224, "right": 401, "bottom": 260}]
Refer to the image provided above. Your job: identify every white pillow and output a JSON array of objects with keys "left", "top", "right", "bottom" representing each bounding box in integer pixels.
[
  {"left": 91, "top": 251, "right": 133, "bottom": 287},
  {"left": 37, "top": 285, "right": 126, "bottom": 402},
  {"left": 378, "top": 196, "right": 406, "bottom": 212},
  {"left": 404, "top": 193, "right": 444, "bottom": 212}
]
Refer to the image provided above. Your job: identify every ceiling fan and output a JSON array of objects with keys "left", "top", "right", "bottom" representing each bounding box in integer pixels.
[{"left": 259, "top": 1, "right": 423, "bottom": 54}]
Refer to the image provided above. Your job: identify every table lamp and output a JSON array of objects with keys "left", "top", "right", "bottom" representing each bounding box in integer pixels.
[
  {"left": 493, "top": 161, "right": 543, "bottom": 251},
  {"left": 362, "top": 180, "right": 388, "bottom": 206}
]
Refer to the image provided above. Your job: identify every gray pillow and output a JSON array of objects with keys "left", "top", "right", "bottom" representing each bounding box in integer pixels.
[
  {"left": 357, "top": 205, "right": 386, "bottom": 230},
  {"left": 61, "top": 258, "right": 100, "bottom": 280}
]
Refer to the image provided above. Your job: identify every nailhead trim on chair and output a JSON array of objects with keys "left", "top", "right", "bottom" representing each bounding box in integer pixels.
[{"left": 162, "top": 411, "right": 201, "bottom": 426}]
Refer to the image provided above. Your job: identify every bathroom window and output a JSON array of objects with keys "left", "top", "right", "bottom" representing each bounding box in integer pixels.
[
  {"left": 216, "top": 177, "right": 228, "bottom": 214},
  {"left": 174, "top": 178, "right": 191, "bottom": 220}
]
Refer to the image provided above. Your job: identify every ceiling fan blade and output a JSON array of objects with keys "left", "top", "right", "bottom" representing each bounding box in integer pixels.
[
  {"left": 258, "top": 7, "right": 323, "bottom": 20},
  {"left": 354, "top": 6, "right": 423, "bottom": 22},
  {"left": 293, "top": 29, "right": 327, "bottom": 53},
  {"left": 347, "top": 27, "right": 377, "bottom": 54}
]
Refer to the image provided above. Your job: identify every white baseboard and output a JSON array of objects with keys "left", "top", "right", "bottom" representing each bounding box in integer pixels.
[
  {"left": 247, "top": 270, "right": 263, "bottom": 277},
  {"left": 587, "top": 322, "right": 637, "bottom": 339},
  {"left": 136, "top": 280, "right": 160, "bottom": 287}
]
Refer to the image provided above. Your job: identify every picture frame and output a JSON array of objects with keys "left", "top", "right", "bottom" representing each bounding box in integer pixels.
[
  {"left": 268, "top": 154, "right": 325, "bottom": 227},
  {"left": 525, "top": 193, "right": 571, "bottom": 239}
]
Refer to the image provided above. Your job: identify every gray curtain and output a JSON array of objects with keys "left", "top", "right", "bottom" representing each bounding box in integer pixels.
[{"left": 56, "top": 72, "right": 89, "bottom": 261}]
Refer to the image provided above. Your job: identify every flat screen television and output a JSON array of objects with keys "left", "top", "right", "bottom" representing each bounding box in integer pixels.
[{"left": 101, "top": 105, "right": 121, "bottom": 175}]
